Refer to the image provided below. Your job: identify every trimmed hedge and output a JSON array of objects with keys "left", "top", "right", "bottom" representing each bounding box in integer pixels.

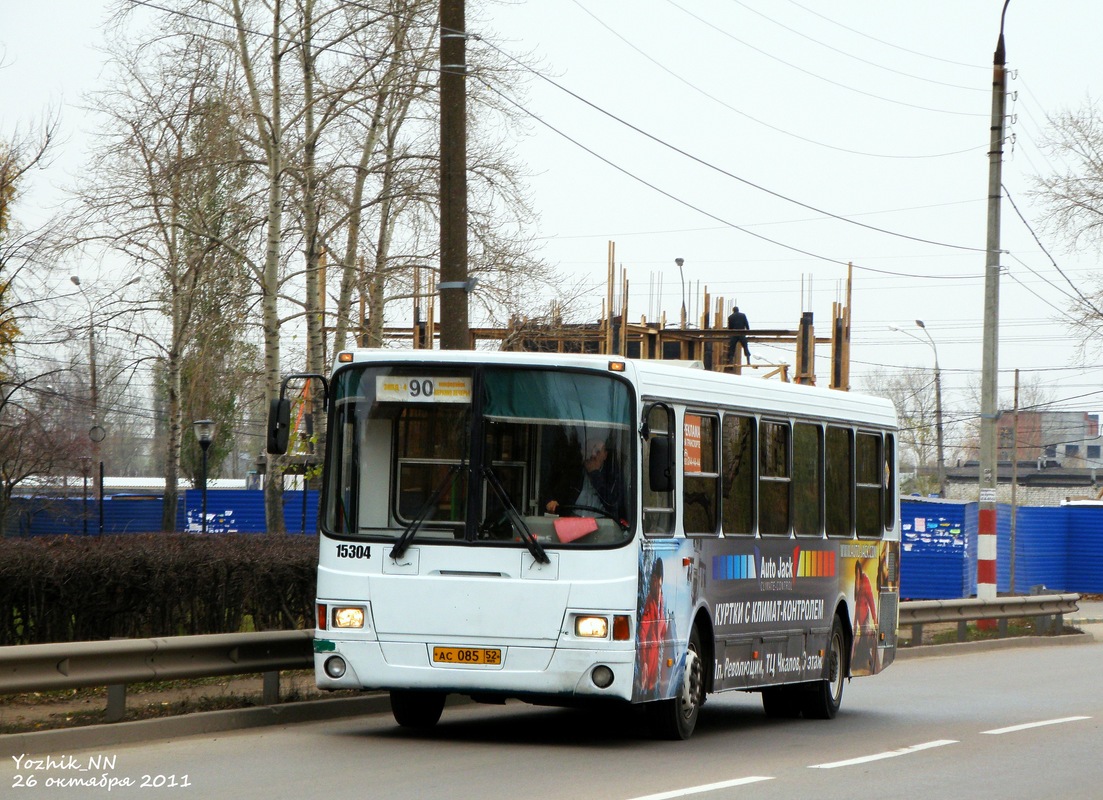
[{"left": 0, "top": 534, "right": 318, "bottom": 645}]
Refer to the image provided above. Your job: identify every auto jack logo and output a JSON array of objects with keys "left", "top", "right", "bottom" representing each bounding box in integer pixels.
[
  {"left": 711, "top": 547, "right": 835, "bottom": 589},
  {"left": 756, "top": 547, "right": 794, "bottom": 591}
]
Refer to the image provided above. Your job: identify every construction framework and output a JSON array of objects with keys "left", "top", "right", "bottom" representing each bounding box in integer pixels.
[{"left": 379, "top": 248, "right": 854, "bottom": 391}]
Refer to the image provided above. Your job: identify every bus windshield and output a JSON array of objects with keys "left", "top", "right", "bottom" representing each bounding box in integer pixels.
[{"left": 323, "top": 364, "right": 636, "bottom": 548}]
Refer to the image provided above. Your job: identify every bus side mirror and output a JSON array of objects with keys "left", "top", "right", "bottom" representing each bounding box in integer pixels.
[
  {"left": 267, "top": 398, "right": 291, "bottom": 455},
  {"left": 649, "top": 435, "right": 673, "bottom": 493}
]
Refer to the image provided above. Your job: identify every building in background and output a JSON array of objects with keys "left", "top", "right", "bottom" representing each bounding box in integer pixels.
[{"left": 944, "top": 410, "right": 1103, "bottom": 505}]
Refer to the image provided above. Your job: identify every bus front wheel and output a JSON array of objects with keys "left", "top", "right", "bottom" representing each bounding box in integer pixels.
[
  {"left": 651, "top": 626, "right": 704, "bottom": 740},
  {"left": 801, "top": 615, "right": 847, "bottom": 720},
  {"left": 390, "top": 689, "right": 446, "bottom": 729}
]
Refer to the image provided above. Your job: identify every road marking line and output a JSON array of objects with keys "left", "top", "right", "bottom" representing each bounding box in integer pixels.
[
  {"left": 809, "top": 739, "right": 958, "bottom": 769},
  {"left": 982, "top": 716, "right": 1091, "bottom": 735},
  {"left": 626, "top": 776, "right": 774, "bottom": 800}
]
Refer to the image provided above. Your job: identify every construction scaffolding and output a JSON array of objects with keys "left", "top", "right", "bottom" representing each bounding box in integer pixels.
[{"left": 379, "top": 246, "right": 854, "bottom": 391}]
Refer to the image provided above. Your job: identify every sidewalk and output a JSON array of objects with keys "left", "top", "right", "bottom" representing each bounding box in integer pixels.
[
  {"left": 1067, "top": 600, "right": 1103, "bottom": 635},
  {"left": 1068, "top": 598, "right": 1103, "bottom": 630}
]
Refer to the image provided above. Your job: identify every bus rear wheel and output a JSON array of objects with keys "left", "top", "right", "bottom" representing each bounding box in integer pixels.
[
  {"left": 800, "top": 615, "right": 847, "bottom": 720},
  {"left": 651, "top": 626, "right": 704, "bottom": 740},
  {"left": 390, "top": 689, "right": 446, "bottom": 729}
]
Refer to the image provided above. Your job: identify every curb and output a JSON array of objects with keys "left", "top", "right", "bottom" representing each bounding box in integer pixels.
[
  {"left": 0, "top": 693, "right": 393, "bottom": 758},
  {"left": 896, "top": 627, "right": 1096, "bottom": 660}
]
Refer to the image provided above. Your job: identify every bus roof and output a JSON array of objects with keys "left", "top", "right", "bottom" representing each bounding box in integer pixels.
[{"left": 334, "top": 349, "right": 896, "bottom": 430}]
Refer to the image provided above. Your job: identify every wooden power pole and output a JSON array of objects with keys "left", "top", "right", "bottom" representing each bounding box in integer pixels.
[{"left": 438, "top": 0, "right": 471, "bottom": 349}]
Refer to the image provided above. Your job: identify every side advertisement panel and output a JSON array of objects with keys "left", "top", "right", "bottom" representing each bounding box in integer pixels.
[{"left": 632, "top": 537, "right": 899, "bottom": 702}]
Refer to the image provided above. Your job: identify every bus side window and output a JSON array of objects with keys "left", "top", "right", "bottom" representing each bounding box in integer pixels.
[
  {"left": 856, "top": 431, "right": 883, "bottom": 538},
  {"left": 643, "top": 404, "right": 675, "bottom": 535},
  {"left": 825, "top": 426, "right": 853, "bottom": 538},
  {"left": 793, "top": 422, "right": 823, "bottom": 537},
  {"left": 759, "top": 420, "right": 790, "bottom": 536},
  {"left": 883, "top": 433, "right": 896, "bottom": 530},
  {"left": 683, "top": 413, "right": 719, "bottom": 535},
  {"left": 722, "top": 414, "right": 755, "bottom": 535}
]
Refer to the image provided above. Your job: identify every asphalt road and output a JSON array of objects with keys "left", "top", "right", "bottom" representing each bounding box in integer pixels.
[{"left": 3, "top": 631, "right": 1100, "bottom": 800}]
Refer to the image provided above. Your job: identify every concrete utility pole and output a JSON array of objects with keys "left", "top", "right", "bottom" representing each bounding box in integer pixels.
[
  {"left": 978, "top": 0, "right": 1010, "bottom": 601},
  {"left": 438, "top": 0, "right": 471, "bottom": 350}
]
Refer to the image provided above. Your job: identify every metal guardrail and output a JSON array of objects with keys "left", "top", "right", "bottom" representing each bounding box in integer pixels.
[
  {"left": 898, "top": 593, "right": 1080, "bottom": 646},
  {"left": 0, "top": 630, "right": 314, "bottom": 722},
  {"left": 0, "top": 594, "right": 1083, "bottom": 719}
]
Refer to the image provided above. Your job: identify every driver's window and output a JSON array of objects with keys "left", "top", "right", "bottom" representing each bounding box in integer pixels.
[{"left": 483, "top": 420, "right": 529, "bottom": 515}]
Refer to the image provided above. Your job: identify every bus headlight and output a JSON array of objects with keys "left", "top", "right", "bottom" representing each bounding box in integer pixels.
[
  {"left": 575, "top": 615, "right": 608, "bottom": 638},
  {"left": 332, "top": 606, "right": 366, "bottom": 629}
]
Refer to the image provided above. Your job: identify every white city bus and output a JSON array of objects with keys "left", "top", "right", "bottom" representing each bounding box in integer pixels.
[{"left": 274, "top": 349, "right": 899, "bottom": 739}]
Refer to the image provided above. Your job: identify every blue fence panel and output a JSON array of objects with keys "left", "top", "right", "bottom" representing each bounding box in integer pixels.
[
  {"left": 1067, "top": 505, "right": 1103, "bottom": 593},
  {"left": 181, "top": 489, "right": 318, "bottom": 534},
  {"left": 9, "top": 496, "right": 181, "bottom": 536},
  {"left": 1006, "top": 506, "right": 1069, "bottom": 592},
  {"left": 9, "top": 489, "right": 318, "bottom": 536},
  {"left": 900, "top": 500, "right": 969, "bottom": 599}
]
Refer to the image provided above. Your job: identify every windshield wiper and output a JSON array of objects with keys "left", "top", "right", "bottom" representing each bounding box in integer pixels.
[
  {"left": 482, "top": 466, "right": 550, "bottom": 565},
  {"left": 390, "top": 463, "right": 463, "bottom": 561}
]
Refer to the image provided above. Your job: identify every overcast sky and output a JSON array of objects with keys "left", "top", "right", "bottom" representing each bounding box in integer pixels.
[{"left": 3, "top": 1, "right": 1103, "bottom": 437}]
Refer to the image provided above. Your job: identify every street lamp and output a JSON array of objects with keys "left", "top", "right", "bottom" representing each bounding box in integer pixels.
[
  {"left": 890, "top": 321, "right": 945, "bottom": 497},
  {"left": 79, "top": 456, "right": 92, "bottom": 536},
  {"left": 915, "top": 320, "right": 945, "bottom": 498},
  {"left": 674, "top": 257, "right": 686, "bottom": 328},
  {"left": 193, "top": 419, "right": 215, "bottom": 534}
]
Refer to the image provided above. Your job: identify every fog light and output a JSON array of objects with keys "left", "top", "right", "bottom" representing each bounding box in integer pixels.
[
  {"left": 592, "top": 665, "right": 614, "bottom": 688},
  {"left": 324, "top": 656, "right": 347, "bottom": 679}
]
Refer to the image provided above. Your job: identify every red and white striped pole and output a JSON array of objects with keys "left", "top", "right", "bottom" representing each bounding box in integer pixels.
[
  {"left": 977, "top": 496, "right": 998, "bottom": 601},
  {"left": 978, "top": 5, "right": 1008, "bottom": 604}
]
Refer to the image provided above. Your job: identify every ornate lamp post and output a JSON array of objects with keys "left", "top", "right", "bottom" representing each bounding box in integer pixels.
[{"left": 193, "top": 419, "right": 215, "bottom": 534}]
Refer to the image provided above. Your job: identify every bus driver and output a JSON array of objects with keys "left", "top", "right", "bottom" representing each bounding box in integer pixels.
[{"left": 544, "top": 436, "right": 622, "bottom": 518}]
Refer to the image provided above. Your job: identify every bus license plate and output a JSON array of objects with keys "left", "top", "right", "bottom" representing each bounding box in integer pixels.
[{"left": 433, "top": 646, "right": 502, "bottom": 665}]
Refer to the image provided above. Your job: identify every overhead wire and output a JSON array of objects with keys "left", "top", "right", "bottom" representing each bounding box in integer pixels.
[
  {"left": 475, "top": 36, "right": 992, "bottom": 256},
  {"left": 1002, "top": 183, "right": 1103, "bottom": 317},
  {"left": 781, "top": 0, "right": 990, "bottom": 71},
  {"left": 731, "top": 0, "right": 987, "bottom": 94},
  {"left": 569, "top": 0, "right": 986, "bottom": 160},
  {"left": 663, "top": 0, "right": 986, "bottom": 118}
]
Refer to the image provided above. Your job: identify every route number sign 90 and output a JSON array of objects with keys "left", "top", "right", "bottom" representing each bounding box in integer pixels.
[{"left": 376, "top": 376, "right": 472, "bottom": 403}]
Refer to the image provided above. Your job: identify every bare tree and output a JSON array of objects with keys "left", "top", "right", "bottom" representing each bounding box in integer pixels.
[
  {"left": 72, "top": 25, "right": 255, "bottom": 529},
  {"left": 1030, "top": 98, "right": 1103, "bottom": 354},
  {"left": 861, "top": 367, "right": 944, "bottom": 495},
  {"left": 90, "top": 0, "right": 581, "bottom": 535},
  {"left": 0, "top": 373, "right": 82, "bottom": 537},
  {"left": 0, "top": 116, "right": 61, "bottom": 365}
]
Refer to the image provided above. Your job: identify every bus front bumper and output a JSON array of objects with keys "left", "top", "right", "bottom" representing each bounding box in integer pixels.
[{"left": 314, "top": 638, "right": 636, "bottom": 702}]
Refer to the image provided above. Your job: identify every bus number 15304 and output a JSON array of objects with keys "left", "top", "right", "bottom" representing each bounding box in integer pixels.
[{"left": 336, "top": 544, "right": 371, "bottom": 560}]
